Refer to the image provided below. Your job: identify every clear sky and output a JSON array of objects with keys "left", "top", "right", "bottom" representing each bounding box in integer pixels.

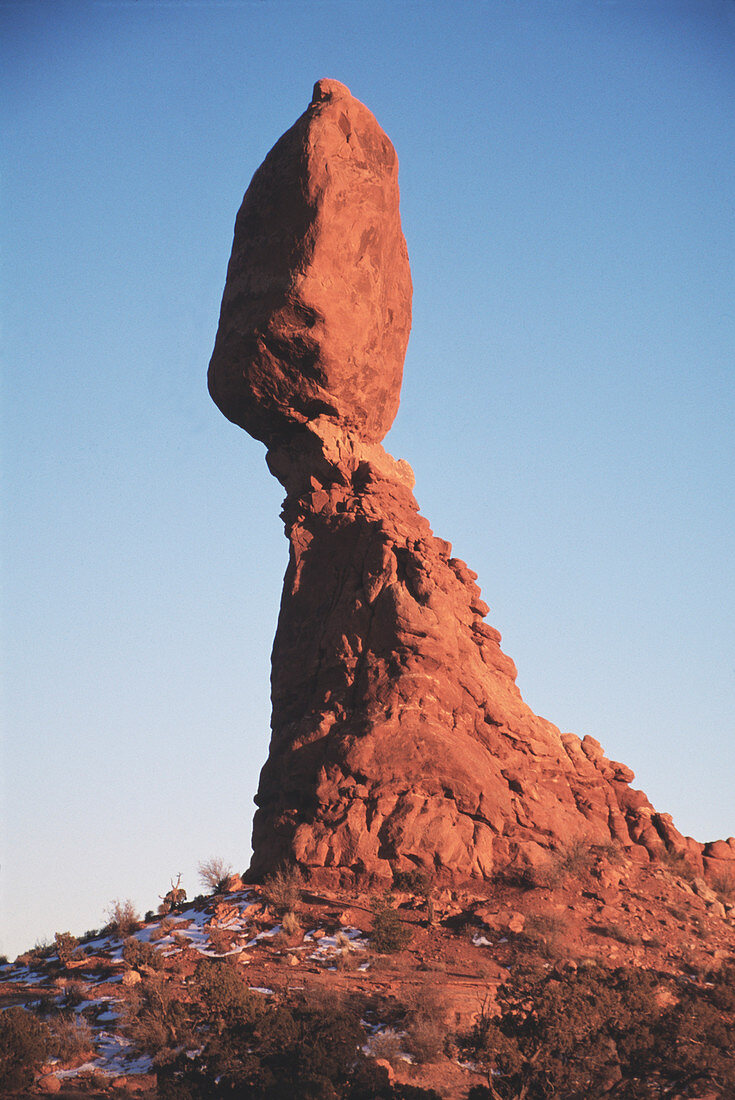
[{"left": 1, "top": 0, "right": 733, "bottom": 960}]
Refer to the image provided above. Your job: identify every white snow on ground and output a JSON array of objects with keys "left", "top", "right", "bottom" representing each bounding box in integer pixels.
[
  {"left": 304, "top": 926, "right": 368, "bottom": 962},
  {"left": 0, "top": 891, "right": 374, "bottom": 1086}
]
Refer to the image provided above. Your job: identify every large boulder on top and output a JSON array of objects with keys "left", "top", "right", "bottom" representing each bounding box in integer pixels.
[{"left": 208, "top": 78, "right": 412, "bottom": 447}]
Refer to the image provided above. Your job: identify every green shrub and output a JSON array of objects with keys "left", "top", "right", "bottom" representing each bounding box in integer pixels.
[
  {"left": 122, "top": 936, "right": 164, "bottom": 971},
  {"left": 157, "top": 990, "right": 365, "bottom": 1099},
  {"left": 461, "top": 962, "right": 735, "bottom": 1099},
  {"left": 123, "top": 972, "right": 193, "bottom": 1058},
  {"left": 54, "top": 931, "right": 79, "bottom": 966},
  {"left": 393, "top": 868, "right": 432, "bottom": 896},
  {"left": 370, "top": 895, "right": 413, "bottom": 954},
  {"left": 193, "top": 959, "right": 264, "bottom": 1027},
  {"left": 0, "top": 1007, "right": 50, "bottom": 1090}
]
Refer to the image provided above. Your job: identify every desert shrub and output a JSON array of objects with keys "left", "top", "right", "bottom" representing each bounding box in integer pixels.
[
  {"left": 0, "top": 1007, "right": 50, "bottom": 1090},
  {"left": 198, "top": 856, "right": 233, "bottom": 895},
  {"left": 350, "top": 1057, "right": 443, "bottom": 1099},
  {"left": 402, "top": 985, "right": 447, "bottom": 1064},
  {"left": 705, "top": 962, "right": 735, "bottom": 1012},
  {"left": 19, "top": 939, "right": 54, "bottom": 968},
  {"left": 262, "top": 863, "right": 305, "bottom": 913},
  {"left": 556, "top": 838, "right": 595, "bottom": 877},
  {"left": 208, "top": 926, "right": 237, "bottom": 954},
  {"left": 48, "top": 1011, "right": 93, "bottom": 1062},
  {"left": 461, "top": 962, "right": 735, "bottom": 1100},
  {"left": 61, "top": 980, "right": 86, "bottom": 1007},
  {"left": 150, "top": 916, "right": 176, "bottom": 942},
  {"left": 522, "top": 912, "right": 571, "bottom": 958},
  {"left": 591, "top": 839, "right": 627, "bottom": 865},
  {"left": 105, "top": 898, "right": 140, "bottom": 936},
  {"left": 406, "top": 1017, "right": 445, "bottom": 1064},
  {"left": 159, "top": 873, "right": 188, "bottom": 913},
  {"left": 122, "top": 936, "right": 164, "bottom": 971},
  {"left": 281, "top": 909, "right": 301, "bottom": 936},
  {"left": 661, "top": 848, "right": 697, "bottom": 880},
  {"left": 393, "top": 868, "right": 432, "bottom": 896},
  {"left": 123, "top": 971, "right": 193, "bottom": 1059},
  {"left": 522, "top": 840, "right": 595, "bottom": 890},
  {"left": 592, "top": 921, "right": 643, "bottom": 946},
  {"left": 158, "top": 989, "right": 365, "bottom": 1099},
  {"left": 370, "top": 895, "right": 413, "bottom": 954},
  {"left": 711, "top": 868, "right": 735, "bottom": 900},
  {"left": 54, "top": 931, "right": 79, "bottom": 965},
  {"left": 193, "top": 959, "right": 264, "bottom": 1027},
  {"left": 393, "top": 868, "right": 438, "bottom": 923},
  {"left": 368, "top": 1027, "right": 405, "bottom": 1065}
]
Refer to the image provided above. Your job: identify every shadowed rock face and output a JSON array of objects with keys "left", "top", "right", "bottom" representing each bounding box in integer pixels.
[
  {"left": 208, "top": 78, "right": 412, "bottom": 448},
  {"left": 210, "top": 81, "right": 735, "bottom": 887}
]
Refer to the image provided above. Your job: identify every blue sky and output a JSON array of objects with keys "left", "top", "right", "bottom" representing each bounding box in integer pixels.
[{"left": 2, "top": 0, "right": 733, "bottom": 959}]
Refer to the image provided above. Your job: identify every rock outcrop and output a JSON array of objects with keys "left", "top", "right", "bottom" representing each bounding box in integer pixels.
[
  {"left": 208, "top": 78, "right": 411, "bottom": 448},
  {"left": 210, "top": 79, "right": 735, "bottom": 887}
]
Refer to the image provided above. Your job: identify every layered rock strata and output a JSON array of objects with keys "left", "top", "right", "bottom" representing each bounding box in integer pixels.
[{"left": 209, "top": 79, "right": 735, "bottom": 886}]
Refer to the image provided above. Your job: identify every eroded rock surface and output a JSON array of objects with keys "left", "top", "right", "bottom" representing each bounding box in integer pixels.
[
  {"left": 208, "top": 78, "right": 411, "bottom": 448},
  {"left": 209, "top": 80, "right": 735, "bottom": 887}
]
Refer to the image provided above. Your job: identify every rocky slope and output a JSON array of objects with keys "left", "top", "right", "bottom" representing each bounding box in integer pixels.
[
  {"left": 2, "top": 859, "right": 734, "bottom": 1098},
  {"left": 208, "top": 79, "right": 735, "bottom": 891}
]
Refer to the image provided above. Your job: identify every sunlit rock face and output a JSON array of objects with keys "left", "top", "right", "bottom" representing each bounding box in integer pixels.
[
  {"left": 210, "top": 80, "right": 735, "bottom": 888},
  {"left": 208, "top": 78, "right": 412, "bottom": 449}
]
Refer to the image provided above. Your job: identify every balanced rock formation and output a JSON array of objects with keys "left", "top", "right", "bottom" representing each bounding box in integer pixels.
[
  {"left": 210, "top": 80, "right": 735, "bottom": 887},
  {"left": 208, "top": 78, "right": 411, "bottom": 448}
]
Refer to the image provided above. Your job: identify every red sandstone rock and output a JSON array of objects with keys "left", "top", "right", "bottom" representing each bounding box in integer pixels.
[
  {"left": 210, "top": 81, "right": 729, "bottom": 889},
  {"left": 208, "top": 78, "right": 412, "bottom": 448}
]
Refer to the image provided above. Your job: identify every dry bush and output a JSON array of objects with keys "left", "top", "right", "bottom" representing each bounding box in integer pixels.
[
  {"left": 407, "top": 1017, "right": 446, "bottom": 1064},
  {"left": 281, "top": 910, "right": 301, "bottom": 936},
  {"left": 48, "top": 1012, "right": 93, "bottom": 1063},
  {"left": 591, "top": 839, "right": 627, "bottom": 865},
  {"left": 61, "top": 981, "right": 86, "bottom": 1008},
  {"left": 208, "top": 927, "right": 236, "bottom": 954},
  {"left": 402, "top": 984, "right": 448, "bottom": 1064},
  {"left": 523, "top": 912, "right": 572, "bottom": 959},
  {"left": 711, "top": 869, "right": 735, "bottom": 901},
  {"left": 523, "top": 840, "right": 595, "bottom": 889},
  {"left": 661, "top": 848, "right": 696, "bottom": 879},
  {"left": 198, "top": 857, "right": 233, "bottom": 895},
  {"left": 557, "top": 839, "right": 595, "bottom": 877},
  {"left": 105, "top": 899, "right": 140, "bottom": 937},
  {"left": 262, "top": 864, "right": 305, "bottom": 913},
  {"left": 368, "top": 1027, "right": 404, "bottom": 1066},
  {"left": 150, "top": 917, "right": 175, "bottom": 942},
  {"left": 593, "top": 921, "right": 643, "bottom": 946},
  {"left": 335, "top": 948, "right": 360, "bottom": 972},
  {"left": 123, "top": 972, "right": 193, "bottom": 1058}
]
